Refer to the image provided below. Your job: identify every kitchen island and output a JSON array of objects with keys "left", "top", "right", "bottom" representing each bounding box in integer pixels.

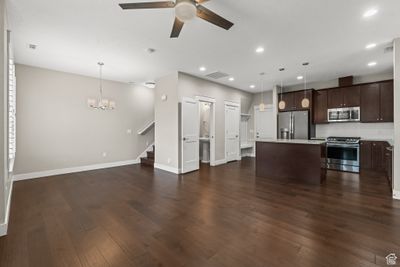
[{"left": 256, "top": 139, "right": 327, "bottom": 185}]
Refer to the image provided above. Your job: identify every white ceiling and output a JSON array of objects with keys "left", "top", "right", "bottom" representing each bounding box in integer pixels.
[{"left": 7, "top": 0, "right": 400, "bottom": 92}]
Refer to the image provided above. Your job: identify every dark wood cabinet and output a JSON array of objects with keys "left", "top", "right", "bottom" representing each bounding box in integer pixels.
[
  {"left": 360, "top": 141, "right": 390, "bottom": 173},
  {"left": 278, "top": 90, "right": 313, "bottom": 112},
  {"left": 278, "top": 93, "right": 294, "bottom": 112},
  {"left": 360, "top": 81, "right": 393, "bottom": 123},
  {"left": 386, "top": 147, "right": 393, "bottom": 192},
  {"left": 360, "top": 83, "right": 381, "bottom": 122},
  {"left": 313, "top": 90, "right": 328, "bottom": 124},
  {"left": 371, "top": 142, "right": 385, "bottom": 171},
  {"left": 327, "top": 86, "right": 360, "bottom": 109},
  {"left": 360, "top": 141, "right": 372, "bottom": 170},
  {"left": 294, "top": 90, "right": 312, "bottom": 110},
  {"left": 327, "top": 88, "right": 343, "bottom": 109},
  {"left": 379, "top": 81, "right": 394, "bottom": 122},
  {"left": 343, "top": 86, "right": 360, "bottom": 107}
]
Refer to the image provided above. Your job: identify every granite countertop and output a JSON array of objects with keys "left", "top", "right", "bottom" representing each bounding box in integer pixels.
[{"left": 256, "top": 138, "right": 326, "bottom": 145}]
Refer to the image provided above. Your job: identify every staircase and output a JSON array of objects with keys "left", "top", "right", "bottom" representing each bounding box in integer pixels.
[{"left": 141, "top": 146, "right": 155, "bottom": 167}]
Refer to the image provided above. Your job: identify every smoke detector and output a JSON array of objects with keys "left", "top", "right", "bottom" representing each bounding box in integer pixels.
[{"left": 144, "top": 82, "right": 156, "bottom": 89}]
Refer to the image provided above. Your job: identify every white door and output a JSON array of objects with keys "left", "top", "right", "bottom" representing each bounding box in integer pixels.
[
  {"left": 181, "top": 97, "right": 200, "bottom": 173},
  {"left": 255, "top": 106, "right": 274, "bottom": 139},
  {"left": 225, "top": 103, "right": 240, "bottom": 162}
]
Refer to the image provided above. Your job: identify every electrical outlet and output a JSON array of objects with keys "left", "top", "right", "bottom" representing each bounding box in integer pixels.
[
  {"left": 146, "top": 141, "right": 149, "bottom": 146},
  {"left": 167, "top": 158, "right": 171, "bottom": 164},
  {"left": 102, "top": 152, "right": 107, "bottom": 157},
  {"left": 127, "top": 129, "right": 132, "bottom": 134}
]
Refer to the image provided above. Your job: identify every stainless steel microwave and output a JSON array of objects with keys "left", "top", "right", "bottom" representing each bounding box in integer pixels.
[{"left": 327, "top": 107, "right": 360, "bottom": 122}]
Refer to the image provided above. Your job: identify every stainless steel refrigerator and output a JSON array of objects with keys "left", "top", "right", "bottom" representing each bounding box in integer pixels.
[{"left": 278, "top": 111, "right": 315, "bottom": 140}]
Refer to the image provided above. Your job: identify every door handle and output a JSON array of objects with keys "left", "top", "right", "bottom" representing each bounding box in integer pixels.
[{"left": 183, "top": 137, "right": 187, "bottom": 141}]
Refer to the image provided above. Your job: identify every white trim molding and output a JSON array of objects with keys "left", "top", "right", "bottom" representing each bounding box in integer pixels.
[
  {"left": 13, "top": 159, "right": 140, "bottom": 182},
  {"left": 154, "top": 163, "right": 180, "bottom": 174},
  {"left": 0, "top": 181, "right": 13, "bottom": 237},
  {"left": 393, "top": 190, "right": 400, "bottom": 200},
  {"left": 211, "top": 158, "right": 227, "bottom": 167},
  {"left": 136, "top": 142, "right": 155, "bottom": 161}
]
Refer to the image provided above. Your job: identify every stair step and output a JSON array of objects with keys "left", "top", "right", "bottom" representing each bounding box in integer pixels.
[
  {"left": 147, "top": 151, "right": 154, "bottom": 159},
  {"left": 141, "top": 157, "right": 154, "bottom": 167}
]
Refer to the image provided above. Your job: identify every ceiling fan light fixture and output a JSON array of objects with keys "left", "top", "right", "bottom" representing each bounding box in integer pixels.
[{"left": 175, "top": 1, "right": 197, "bottom": 22}]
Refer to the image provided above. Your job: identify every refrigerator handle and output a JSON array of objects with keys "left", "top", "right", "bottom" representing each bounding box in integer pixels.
[{"left": 292, "top": 114, "right": 295, "bottom": 138}]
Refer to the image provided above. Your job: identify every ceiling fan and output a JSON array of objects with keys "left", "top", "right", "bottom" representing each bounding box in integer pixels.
[{"left": 119, "top": 0, "right": 234, "bottom": 38}]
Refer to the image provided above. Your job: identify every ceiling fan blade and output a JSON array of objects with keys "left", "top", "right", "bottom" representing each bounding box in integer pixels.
[
  {"left": 119, "top": 1, "right": 175, "bottom": 10},
  {"left": 196, "top": 5, "right": 234, "bottom": 30},
  {"left": 170, "top": 17, "right": 184, "bottom": 38}
]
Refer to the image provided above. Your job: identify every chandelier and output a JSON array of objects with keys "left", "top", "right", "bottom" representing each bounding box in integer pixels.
[{"left": 87, "top": 62, "right": 116, "bottom": 110}]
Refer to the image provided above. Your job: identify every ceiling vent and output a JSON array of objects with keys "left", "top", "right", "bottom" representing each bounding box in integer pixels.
[{"left": 206, "top": 71, "right": 229, "bottom": 79}]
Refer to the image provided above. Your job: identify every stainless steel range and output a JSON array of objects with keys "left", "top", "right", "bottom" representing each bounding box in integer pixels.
[{"left": 326, "top": 137, "right": 361, "bottom": 173}]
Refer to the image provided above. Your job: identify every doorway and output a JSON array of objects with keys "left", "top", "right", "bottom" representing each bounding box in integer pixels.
[
  {"left": 197, "top": 96, "right": 216, "bottom": 167},
  {"left": 225, "top": 101, "right": 241, "bottom": 162}
]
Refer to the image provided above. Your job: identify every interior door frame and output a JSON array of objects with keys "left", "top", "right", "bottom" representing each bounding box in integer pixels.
[
  {"left": 254, "top": 104, "right": 274, "bottom": 140},
  {"left": 196, "top": 96, "right": 216, "bottom": 166},
  {"left": 224, "top": 101, "right": 241, "bottom": 162}
]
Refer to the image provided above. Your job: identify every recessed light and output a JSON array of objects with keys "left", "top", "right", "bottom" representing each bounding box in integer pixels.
[
  {"left": 250, "top": 85, "right": 256, "bottom": 89},
  {"left": 297, "top": 76, "right": 304, "bottom": 80},
  {"left": 199, "top": 66, "right": 206, "bottom": 72},
  {"left": 229, "top": 77, "right": 235, "bottom": 81},
  {"left": 368, "top": 61, "right": 377, "bottom": 67},
  {"left": 363, "top": 8, "right": 378, "bottom": 18},
  {"left": 255, "top": 46, "right": 265, "bottom": 54},
  {"left": 366, "top": 43, "right": 377, "bottom": 49}
]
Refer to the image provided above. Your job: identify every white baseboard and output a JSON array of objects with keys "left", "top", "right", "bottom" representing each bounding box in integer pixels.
[
  {"left": 211, "top": 158, "right": 227, "bottom": 166},
  {"left": 13, "top": 159, "right": 140, "bottom": 182},
  {"left": 154, "top": 163, "right": 180, "bottom": 174},
  {"left": 0, "top": 181, "right": 13, "bottom": 237},
  {"left": 393, "top": 190, "right": 400, "bottom": 200}
]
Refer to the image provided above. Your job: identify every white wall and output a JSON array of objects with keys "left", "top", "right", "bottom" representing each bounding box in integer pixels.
[
  {"left": 0, "top": 0, "right": 7, "bottom": 227},
  {"left": 14, "top": 64, "right": 155, "bottom": 175},
  {"left": 393, "top": 38, "right": 400, "bottom": 198},
  {"left": 177, "top": 72, "right": 253, "bottom": 161},
  {"left": 154, "top": 72, "right": 179, "bottom": 172}
]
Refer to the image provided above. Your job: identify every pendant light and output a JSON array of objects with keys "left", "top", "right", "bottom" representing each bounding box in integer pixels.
[
  {"left": 301, "top": 62, "right": 310, "bottom": 108},
  {"left": 278, "top": 68, "right": 286, "bottom": 110},
  {"left": 259, "top": 72, "right": 266, "bottom": 111},
  {"left": 87, "top": 62, "right": 116, "bottom": 110}
]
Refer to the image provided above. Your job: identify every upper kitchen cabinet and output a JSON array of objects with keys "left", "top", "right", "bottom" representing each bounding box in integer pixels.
[
  {"left": 327, "top": 86, "right": 360, "bottom": 109},
  {"left": 278, "top": 92, "right": 294, "bottom": 112},
  {"left": 342, "top": 86, "right": 360, "bottom": 107},
  {"left": 313, "top": 90, "right": 328, "bottom": 124},
  {"left": 360, "top": 81, "right": 393, "bottom": 123},
  {"left": 278, "top": 90, "right": 313, "bottom": 112},
  {"left": 379, "top": 81, "right": 394, "bottom": 122},
  {"left": 294, "top": 90, "right": 313, "bottom": 110}
]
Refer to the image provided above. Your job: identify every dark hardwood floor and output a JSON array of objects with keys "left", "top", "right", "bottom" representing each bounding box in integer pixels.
[{"left": 0, "top": 158, "right": 399, "bottom": 267}]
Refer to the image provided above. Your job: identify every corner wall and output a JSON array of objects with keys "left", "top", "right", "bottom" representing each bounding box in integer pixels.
[
  {"left": 14, "top": 64, "right": 155, "bottom": 175},
  {"left": 154, "top": 72, "right": 180, "bottom": 173}
]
